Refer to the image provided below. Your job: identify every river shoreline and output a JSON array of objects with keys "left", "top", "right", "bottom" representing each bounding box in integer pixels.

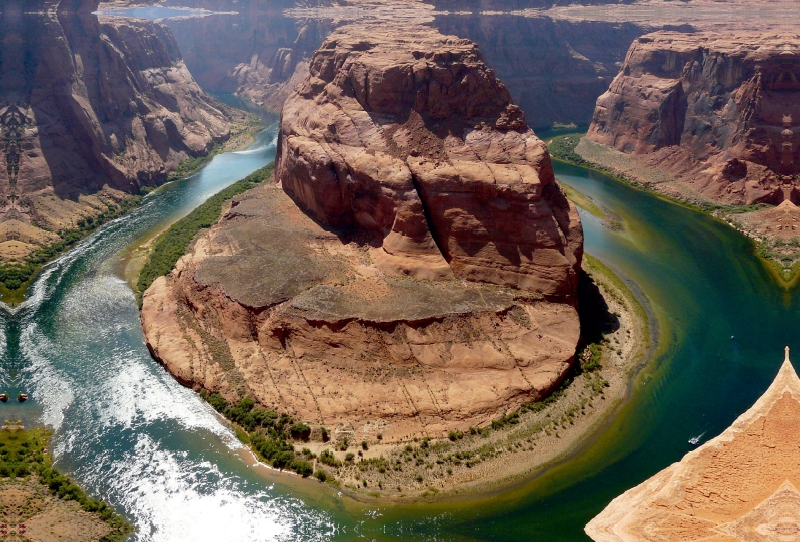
[
  {"left": 155, "top": 245, "right": 654, "bottom": 504},
  {"left": 315, "top": 253, "right": 653, "bottom": 503},
  {"left": 2, "top": 118, "right": 263, "bottom": 307},
  {"left": 128, "top": 136, "right": 656, "bottom": 503},
  {"left": 549, "top": 133, "right": 799, "bottom": 287}
]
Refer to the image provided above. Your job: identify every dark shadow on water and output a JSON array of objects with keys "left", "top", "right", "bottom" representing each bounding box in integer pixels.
[{"left": 578, "top": 269, "right": 620, "bottom": 345}]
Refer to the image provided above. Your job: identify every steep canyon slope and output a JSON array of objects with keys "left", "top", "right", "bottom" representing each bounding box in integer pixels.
[
  {"left": 151, "top": 0, "right": 655, "bottom": 129},
  {"left": 142, "top": 24, "right": 583, "bottom": 441},
  {"left": 586, "top": 32, "right": 800, "bottom": 206},
  {"left": 0, "top": 0, "right": 241, "bottom": 262}
]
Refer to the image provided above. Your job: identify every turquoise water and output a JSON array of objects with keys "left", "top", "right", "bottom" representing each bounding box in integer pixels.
[{"left": 0, "top": 130, "right": 792, "bottom": 541}]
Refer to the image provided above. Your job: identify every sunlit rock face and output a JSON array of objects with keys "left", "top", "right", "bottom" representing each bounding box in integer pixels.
[
  {"left": 587, "top": 347, "right": 800, "bottom": 542},
  {"left": 588, "top": 32, "right": 800, "bottom": 205},
  {"left": 142, "top": 23, "right": 583, "bottom": 442},
  {"left": 0, "top": 0, "right": 233, "bottom": 259},
  {"left": 277, "top": 23, "right": 583, "bottom": 298}
]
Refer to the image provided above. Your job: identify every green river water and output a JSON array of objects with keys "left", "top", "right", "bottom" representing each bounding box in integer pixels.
[{"left": 0, "top": 128, "right": 791, "bottom": 541}]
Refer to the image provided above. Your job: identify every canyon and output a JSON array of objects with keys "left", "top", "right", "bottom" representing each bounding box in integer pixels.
[
  {"left": 579, "top": 31, "right": 800, "bottom": 277},
  {"left": 146, "top": 0, "right": 654, "bottom": 129},
  {"left": 0, "top": 0, "right": 243, "bottom": 264},
  {"left": 586, "top": 31, "right": 800, "bottom": 207},
  {"left": 141, "top": 23, "right": 583, "bottom": 443}
]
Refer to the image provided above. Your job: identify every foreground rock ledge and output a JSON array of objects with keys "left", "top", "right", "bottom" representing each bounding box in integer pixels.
[
  {"left": 587, "top": 346, "right": 800, "bottom": 542},
  {"left": 142, "top": 24, "right": 582, "bottom": 441}
]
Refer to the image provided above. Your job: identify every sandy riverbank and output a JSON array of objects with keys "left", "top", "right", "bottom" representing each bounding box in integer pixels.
[{"left": 256, "top": 254, "right": 652, "bottom": 503}]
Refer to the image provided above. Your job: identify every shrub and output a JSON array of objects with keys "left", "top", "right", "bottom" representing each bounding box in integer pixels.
[
  {"left": 290, "top": 423, "right": 311, "bottom": 441},
  {"left": 292, "top": 460, "right": 313, "bottom": 478},
  {"left": 314, "top": 469, "right": 328, "bottom": 482}
]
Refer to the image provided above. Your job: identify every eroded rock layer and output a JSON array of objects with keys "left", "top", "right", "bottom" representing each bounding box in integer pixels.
[
  {"left": 586, "top": 348, "right": 800, "bottom": 542},
  {"left": 587, "top": 32, "right": 800, "bottom": 206},
  {"left": 277, "top": 24, "right": 583, "bottom": 298},
  {"left": 142, "top": 26, "right": 583, "bottom": 440},
  {"left": 143, "top": 183, "right": 580, "bottom": 440},
  {"left": 0, "top": 0, "right": 239, "bottom": 259}
]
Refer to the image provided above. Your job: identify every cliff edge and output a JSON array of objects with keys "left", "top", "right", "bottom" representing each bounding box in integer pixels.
[
  {"left": 142, "top": 25, "right": 583, "bottom": 442},
  {"left": 585, "top": 31, "right": 800, "bottom": 206},
  {"left": 0, "top": 0, "right": 242, "bottom": 263}
]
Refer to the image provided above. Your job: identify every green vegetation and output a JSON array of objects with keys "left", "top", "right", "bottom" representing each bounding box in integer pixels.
[
  {"left": 136, "top": 163, "right": 275, "bottom": 300},
  {"left": 166, "top": 117, "right": 262, "bottom": 182},
  {"left": 0, "top": 197, "right": 141, "bottom": 301},
  {"left": 548, "top": 132, "right": 768, "bottom": 215},
  {"left": 167, "top": 144, "right": 225, "bottom": 182},
  {"left": 561, "top": 183, "right": 608, "bottom": 221},
  {"left": 200, "top": 391, "right": 318, "bottom": 477},
  {"left": 547, "top": 133, "right": 595, "bottom": 168},
  {"left": 0, "top": 421, "right": 133, "bottom": 541}
]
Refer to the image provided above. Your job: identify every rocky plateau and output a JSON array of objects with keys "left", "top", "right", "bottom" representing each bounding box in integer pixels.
[{"left": 141, "top": 24, "right": 583, "bottom": 441}]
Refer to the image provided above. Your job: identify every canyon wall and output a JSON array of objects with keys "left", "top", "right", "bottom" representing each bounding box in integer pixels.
[
  {"left": 586, "top": 32, "right": 800, "bottom": 205},
  {"left": 142, "top": 24, "right": 583, "bottom": 441},
  {"left": 432, "top": 15, "right": 652, "bottom": 128},
  {"left": 155, "top": 1, "right": 656, "bottom": 128},
  {"left": 0, "top": 0, "right": 239, "bottom": 259}
]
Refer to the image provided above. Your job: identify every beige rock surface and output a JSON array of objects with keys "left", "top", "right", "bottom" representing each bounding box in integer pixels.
[
  {"left": 587, "top": 347, "right": 800, "bottom": 542},
  {"left": 142, "top": 184, "right": 580, "bottom": 440}
]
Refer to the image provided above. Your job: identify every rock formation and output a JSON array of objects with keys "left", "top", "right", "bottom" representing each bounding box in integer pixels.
[
  {"left": 0, "top": 0, "right": 241, "bottom": 260},
  {"left": 586, "top": 32, "right": 800, "bottom": 206},
  {"left": 142, "top": 25, "right": 583, "bottom": 441},
  {"left": 155, "top": 0, "right": 656, "bottom": 128},
  {"left": 277, "top": 24, "right": 582, "bottom": 296},
  {"left": 586, "top": 347, "right": 800, "bottom": 542}
]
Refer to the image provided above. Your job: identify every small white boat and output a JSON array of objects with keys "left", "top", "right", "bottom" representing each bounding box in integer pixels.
[{"left": 688, "top": 432, "right": 705, "bottom": 446}]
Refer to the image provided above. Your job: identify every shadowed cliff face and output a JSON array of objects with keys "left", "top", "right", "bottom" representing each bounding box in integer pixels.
[
  {"left": 432, "top": 15, "right": 652, "bottom": 128},
  {"left": 161, "top": 1, "right": 331, "bottom": 111},
  {"left": 153, "top": 1, "right": 657, "bottom": 128},
  {"left": 588, "top": 32, "right": 800, "bottom": 204},
  {"left": 0, "top": 0, "right": 235, "bottom": 260}
]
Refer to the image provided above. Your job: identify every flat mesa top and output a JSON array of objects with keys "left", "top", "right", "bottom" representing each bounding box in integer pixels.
[{"left": 586, "top": 346, "right": 800, "bottom": 542}]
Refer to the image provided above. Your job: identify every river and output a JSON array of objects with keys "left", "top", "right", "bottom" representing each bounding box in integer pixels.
[{"left": 0, "top": 125, "right": 794, "bottom": 540}]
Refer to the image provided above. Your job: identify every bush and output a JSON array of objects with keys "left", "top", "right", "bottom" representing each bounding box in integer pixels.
[
  {"left": 292, "top": 460, "right": 313, "bottom": 478},
  {"left": 319, "top": 449, "right": 340, "bottom": 467},
  {"left": 290, "top": 422, "right": 311, "bottom": 441},
  {"left": 314, "top": 469, "right": 328, "bottom": 483}
]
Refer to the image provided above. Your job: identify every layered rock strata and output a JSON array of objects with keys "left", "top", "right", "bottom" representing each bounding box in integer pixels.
[
  {"left": 587, "top": 347, "right": 800, "bottom": 542},
  {"left": 0, "top": 0, "right": 241, "bottom": 259},
  {"left": 142, "top": 26, "right": 583, "bottom": 440},
  {"left": 586, "top": 32, "right": 800, "bottom": 206},
  {"left": 277, "top": 24, "right": 582, "bottom": 297}
]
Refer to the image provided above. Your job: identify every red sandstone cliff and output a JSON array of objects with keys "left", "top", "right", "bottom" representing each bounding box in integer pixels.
[
  {"left": 586, "top": 32, "right": 800, "bottom": 205},
  {"left": 0, "top": 0, "right": 240, "bottom": 259},
  {"left": 142, "top": 24, "right": 583, "bottom": 441},
  {"left": 277, "top": 24, "right": 583, "bottom": 297}
]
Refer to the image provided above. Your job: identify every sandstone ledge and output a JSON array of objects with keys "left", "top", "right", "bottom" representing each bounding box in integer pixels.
[{"left": 142, "top": 183, "right": 580, "bottom": 441}]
